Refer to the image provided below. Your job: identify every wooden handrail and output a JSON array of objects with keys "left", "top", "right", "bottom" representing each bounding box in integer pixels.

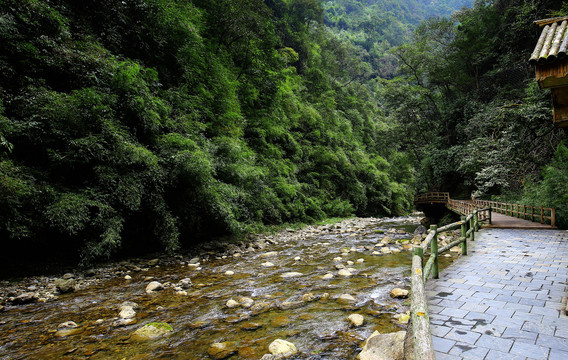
[
  {"left": 414, "top": 193, "right": 555, "bottom": 227},
  {"left": 410, "top": 209, "right": 488, "bottom": 359}
]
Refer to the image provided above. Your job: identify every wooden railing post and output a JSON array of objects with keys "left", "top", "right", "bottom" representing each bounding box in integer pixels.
[
  {"left": 540, "top": 207, "right": 544, "bottom": 224},
  {"left": 474, "top": 210, "right": 479, "bottom": 232},
  {"left": 551, "top": 208, "right": 556, "bottom": 227},
  {"left": 488, "top": 207, "right": 492, "bottom": 225},
  {"left": 430, "top": 225, "right": 439, "bottom": 279},
  {"left": 460, "top": 216, "right": 468, "bottom": 255}
]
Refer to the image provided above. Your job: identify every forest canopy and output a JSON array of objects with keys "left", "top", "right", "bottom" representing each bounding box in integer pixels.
[{"left": 0, "top": 0, "right": 566, "bottom": 264}]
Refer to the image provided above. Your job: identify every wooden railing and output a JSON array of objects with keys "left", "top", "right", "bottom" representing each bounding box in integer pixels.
[
  {"left": 414, "top": 193, "right": 555, "bottom": 227},
  {"left": 473, "top": 199, "right": 555, "bottom": 227},
  {"left": 414, "top": 192, "right": 450, "bottom": 204},
  {"left": 410, "top": 209, "right": 488, "bottom": 359}
]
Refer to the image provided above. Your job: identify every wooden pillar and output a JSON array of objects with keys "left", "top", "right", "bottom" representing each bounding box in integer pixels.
[
  {"left": 551, "top": 208, "right": 556, "bottom": 227},
  {"left": 541, "top": 207, "right": 544, "bottom": 224},
  {"left": 430, "top": 225, "right": 439, "bottom": 279},
  {"left": 469, "top": 215, "right": 475, "bottom": 242},
  {"left": 488, "top": 207, "right": 492, "bottom": 225},
  {"left": 461, "top": 216, "right": 468, "bottom": 255}
]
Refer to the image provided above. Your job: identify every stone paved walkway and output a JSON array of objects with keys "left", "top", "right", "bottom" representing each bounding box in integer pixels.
[{"left": 426, "top": 228, "right": 568, "bottom": 359}]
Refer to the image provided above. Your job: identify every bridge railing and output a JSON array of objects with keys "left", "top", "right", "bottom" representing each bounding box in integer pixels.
[
  {"left": 414, "top": 192, "right": 450, "bottom": 204},
  {"left": 410, "top": 209, "right": 488, "bottom": 359},
  {"left": 473, "top": 199, "right": 555, "bottom": 227},
  {"left": 447, "top": 199, "right": 491, "bottom": 223}
]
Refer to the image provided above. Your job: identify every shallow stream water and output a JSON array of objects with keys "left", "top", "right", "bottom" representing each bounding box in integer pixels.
[{"left": 0, "top": 216, "right": 457, "bottom": 359}]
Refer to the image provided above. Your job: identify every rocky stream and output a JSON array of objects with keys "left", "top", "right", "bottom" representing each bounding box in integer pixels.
[{"left": 0, "top": 214, "right": 461, "bottom": 359}]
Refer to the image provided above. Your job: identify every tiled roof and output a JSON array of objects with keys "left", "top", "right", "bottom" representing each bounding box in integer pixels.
[{"left": 529, "top": 17, "right": 568, "bottom": 65}]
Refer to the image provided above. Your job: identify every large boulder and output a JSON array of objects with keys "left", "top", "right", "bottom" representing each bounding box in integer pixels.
[
  {"left": 358, "top": 331, "right": 406, "bottom": 360},
  {"left": 268, "top": 339, "right": 297, "bottom": 357},
  {"left": 54, "top": 278, "right": 76, "bottom": 294},
  {"left": 10, "top": 292, "right": 38, "bottom": 305},
  {"left": 390, "top": 288, "right": 409, "bottom": 299}
]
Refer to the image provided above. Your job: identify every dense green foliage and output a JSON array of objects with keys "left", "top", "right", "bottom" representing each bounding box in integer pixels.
[
  {"left": 382, "top": 0, "right": 567, "bottom": 226},
  {"left": 0, "top": 0, "right": 427, "bottom": 262}
]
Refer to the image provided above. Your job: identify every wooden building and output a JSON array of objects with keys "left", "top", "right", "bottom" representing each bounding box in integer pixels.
[{"left": 530, "top": 16, "right": 568, "bottom": 127}]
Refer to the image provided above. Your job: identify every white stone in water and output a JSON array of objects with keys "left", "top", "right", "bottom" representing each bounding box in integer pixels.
[
  {"left": 261, "top": 262, "right": 274, "bottom": 267},
  {"left": 356, "top": 258, "right": 364, "bottom": 263},
  {"left": 187, "top": 263, "right": 200, "bottom": 269},
  {"left": 341, "top": 248, "right": 350, "bottom": 253},
  {"left": 58, "top": 321, "right": 78, "bottom": 329},
  {"left": 233, "top": 253, "right": 241, "bottom": 258},
  {"left": 381, "top": 248, "right": 391, "bottom": 254},
  {"left": 322, "top": 273, "right": 334, "bottom": 280},
  {"left": 444, "top": 253, "right": 451, "bottom": 257},
  {"left": 119, "top": 307, "right": 137, "bottom": 319},
  {"left": 372, "top": 251, "right": 381, "bottom": 255},
  {"left": 338, "top": 269, "right": 352, "bottom": 277},
  {"left": 268, "top": 339, "right": 297, "bottom": 356},
  {"left": 350, "top": 247, "right": 357, "bottom": 252},
  {"left": 390, "top": 288, "right": 409, "bottom": 299},
  {"left": 124, "top": 275, "right": 132, "bottom": 280},
  {"left": 222, "top": 256, "right": 227, "bottom": 259},
  {"left": 281, "top": 272, "right": 303, "bottom": 278},
  {"left": 335, "top": 264, "right": 345, "bottom": 269},
  {"left": 239, "top": 297, "right": 254, "bottom": 308},
  {"left": 347, "top": 268, "right": 357, "bottom": 272},
  {"left": 391, "top": 249, "right": 401, "bottom": 254},
  {"left": 294, "top": 256, "right": 301, "bottom": 261},
  {"left": 333, "top": 257, "right": 342, "bottom": 262},
  {"left": 226, "top": 299, "right": 239, "bottom": 308},
  {"left": 348, "top": 314, "right": 364, "bottom": 327},
  {"left": 322, "top": 242, "right": 331, "bottom": 246},
  {"left": 95, "top": 319, "right": 104, "bottom": 325},
  {"left": 145, "top": 281, "right": 164, "bottom": 293},
  {"left": 347, "top": 261, "right": 354, "bottom": 266},
  {"left": 224, "top": 270, "right": 235, "bottom": 276},
  {"left": 337, "top": 294, "right": 356, "bottom": 304}
]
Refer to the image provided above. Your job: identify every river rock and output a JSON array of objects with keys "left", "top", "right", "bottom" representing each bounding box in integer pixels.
[
  {"left": 372, "top": 251, "right": 381, "bottom": 255},
  {"left": 250, "top": 301, "right": 272, "bottom": 314},
  {"left": 280, "top": 272, "right": 303, "bottom": 278},
  {"left": 119, "top": 306, "right": 136, "bottom": 319},
  {"left": 356, "top": 258, "right": 364, "bottom": 263},
  {"left": 224, "top": 270, "right": 235, "bottom": 276},
  {"left": 348, "top": 314, "right": 364, "bottom": 327},
  {"left": 381, "top": 236, "right": 393, "bottom": 245},
  {"left": 120, "top": 301, "right": 140, "bottom": 310},
  {"left": 147, "top": 258, "right": 159, "bottom": 266},
  {"left": 226, "top": 299, "right": 239, "bottom": 308},
  {"left": 113, "top": 318, "right": 137, "bottom": 327},
  {"left": 178, "top": 278, "right": 192, "bottom": 289},
  {"left": 208, "top": 341, "right": 238, "bottom": 359},
  {"left": 10, "top": 292, "right": 38, "bottom": 305},
  {"left": 333, "top": 257, "right": 342, "bottom": 262},
  {"left": 302, "top": 293, "right": 316, "bottom": 302},
  {"left": 414, "top": 225, "right": 427, "bottom": 235},
  {"left": 338, "top": 269, "right": 352, "bottom": 277},
  {"left": 279, "top": 300, "right": 304, "bottom": 310},
  {"left": 347, "top": 261, "right": 354, "bottom": 266},
  {"left": 337, "top": 294, "right": 356, "bottom": 304},
  {"left": 381, "top": 248, "right": 392, "bottom": 254},
  {"left": 145, "top": 281, "right": 164, "bottom": 293},
  {"left": 124, "top": 275, "right": 132, "bottom": 280},
  {"left": 261, "top": 262, "right": 275, "bottom": 267},
  {"left": 54, "top": 278, "right": 76, "bottom": 294},
  {"left": 131, "top": 322, "right": 173, "bottom": 340},
  {"left": 322, "top": 273, "right": 334, "bottom": 279},
  {"left": 239, "top": 297, "right": 254, "bottom": 308},
  {"left": 390, "top": 288, "right": 409, "bottom": 299},
  {"left": 260, "top": 251, "right": 278, "bottom": 258},
  {"left": 357, "top": 330, "right": 405, "bottom": 360},
  {"left": 268, "top": 339, "right": 297, "bottom": 357},
  {"left": 58, "top": 321, "right": 78, "bottom": 329}
]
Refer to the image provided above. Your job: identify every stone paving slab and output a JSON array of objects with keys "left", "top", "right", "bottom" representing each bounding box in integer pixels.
[{"left": 427, "top": 228, "right": 568, "bottom": 359}]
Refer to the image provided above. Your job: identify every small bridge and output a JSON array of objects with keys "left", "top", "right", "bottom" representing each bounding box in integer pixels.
[
  {"left": 409, "top": 193, "right": 563, "bottom": 359},
  {"left": 415, "top": 192, "right": 556, "bottom": 229}
]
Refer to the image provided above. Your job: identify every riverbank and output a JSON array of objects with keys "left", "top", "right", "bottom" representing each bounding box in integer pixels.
[{"left": 0, "top": 214, "right": 462, "bottom": 359}]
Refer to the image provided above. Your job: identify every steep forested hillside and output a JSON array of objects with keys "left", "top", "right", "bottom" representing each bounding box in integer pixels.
[
  {"left": 0, "top": 0, "right": 439, "bottom": 263},
  {"left": 3, "top": 0, "right": 564, "bottom": 266}
]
